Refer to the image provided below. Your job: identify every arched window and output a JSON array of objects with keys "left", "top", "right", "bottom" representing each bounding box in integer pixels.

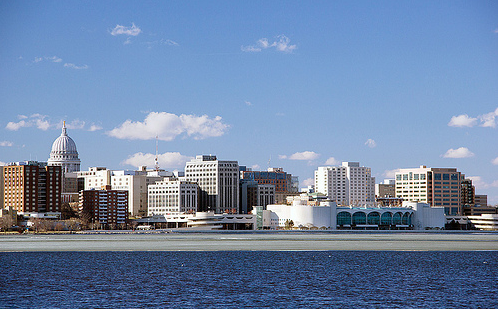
[
  {"left": 367, "top": 212, "right": 380, "bottom": 225},
  {"left": 393, "top": 212, "right": 403, "bottom": 225},
  {"left": 380, "top": 212, "right": 392, "bottom": 225},
  {"left": 402, "top": 212, "right": 410, "bottom": 225},
  {"left": 337, "top": 212, "right": 351, "bottom": 225},
  {"left": 352, "top": 212, "right": 366, "bottom": 225}
]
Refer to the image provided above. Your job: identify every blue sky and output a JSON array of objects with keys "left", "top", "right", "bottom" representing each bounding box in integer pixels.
[{"left": 1, "top": 1, "right": 498, "bottom": 204}]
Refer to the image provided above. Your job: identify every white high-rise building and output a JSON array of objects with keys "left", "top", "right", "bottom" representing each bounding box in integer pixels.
[
  {"left": 185, "top": 155, "right": 239, "bottom": 214},
  {"left": 77, "top": 166, "right": 172, "bottom": 216},
  {"left": 147, "top": 179, "right": 198, "bottom": 216},
  {"left": 314, "top": 162, "right": 375, "bottom": 206}
]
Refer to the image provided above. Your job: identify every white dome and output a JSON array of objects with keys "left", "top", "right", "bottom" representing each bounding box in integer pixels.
[
  {"left": 48, "top": 122, "right": 81, "bottom": 173},
  {"left": 51, "top": 128, "right": 78, "bottom": 154}
]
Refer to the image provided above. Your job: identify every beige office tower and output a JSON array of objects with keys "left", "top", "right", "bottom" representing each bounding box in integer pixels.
[
  {"left": 185, "top": 155, "right": 239, "bottom": 214},
  {"left": 395, "top": 165, "right": 462, "bottom": 215}
]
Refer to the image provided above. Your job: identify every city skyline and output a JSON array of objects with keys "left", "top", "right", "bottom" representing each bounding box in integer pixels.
[{"left": 1, "top": 1, "right": 497, "bottom": 204}]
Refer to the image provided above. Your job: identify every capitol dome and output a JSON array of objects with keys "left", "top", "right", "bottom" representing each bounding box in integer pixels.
[{"left": 48, "top": 121, "right": 81, "bottom": 173}]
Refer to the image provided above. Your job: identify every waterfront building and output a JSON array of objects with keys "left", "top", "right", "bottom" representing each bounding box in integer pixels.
[
  {"left": 241, "top": 167, "right": 298, "bottom": 204},
  {"left": 395, "top": 166, "right": 462, "bottom": 215},
  {"left": 134, "top": 211, "right": 256, "bottom": 230},
  {"left": 474, "top": 194, "right": 488, "bottom": 207},
  {"left": 461, "top": 178, "right": 475, "bottom": 206},
  {"left": 314, "top": 162, "right": 375, "bottom": 206},
  {"left": 2, "top": 161, "right": 62, "bottom": 213},
  {"left": 375, "top": 179, "right": 395, "bottom": 198},
  {"left": 77, "top": 166, "right": 171, "bottom": 216},
  {"left": 79, "top": 186, "right": 128, "bottom": 227},
  {"left": 47, "top": 122, "right": 80, "bottom": 173},
  {"left": 261, "top": 198, "right": 443, "bottom": 230},
  {"left": 147, "top": 179, "right": 198, "bottom": 216},
  {"left": 467, "top": 214, "right": 498, "bottom": 230},
  {"left": 185, "top": 155, "right": 239, "bottom": 214},
  {"left": 239, "top": 179, "right": 275, "bottom": 214}
]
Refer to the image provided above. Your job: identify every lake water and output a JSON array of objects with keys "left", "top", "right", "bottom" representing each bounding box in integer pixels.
[
  {"left": 1, "top": 232, "right": 497, "bottom": 308},
  {"left": 1, "top": 250, "right": 497, "bottom": 308}
]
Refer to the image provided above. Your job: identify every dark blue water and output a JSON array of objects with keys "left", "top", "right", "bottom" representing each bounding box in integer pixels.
[{"left": 1, "top": 251, "right": 497, "bottom": 308}]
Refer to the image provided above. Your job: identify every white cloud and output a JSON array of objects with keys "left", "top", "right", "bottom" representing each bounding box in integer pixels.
[
  {"left": 64, "top": 63, "right": 89, "bottom": 70},
  {"left": 241, "top": 35, "right": 297, "bottom": 53},
  {"left": 302, "top": 178, "right": 314, "bottom": 187},
  {"left": 448, "top": 108, "right": 498, "bottom": 128},
  {"left": 280, "top": 151, "right": 320, "bottom": 161},
  {"left": 6, "top": 114, "right": 51, "bottom": 131},
  {"left": 325, "top": 157, "right": 339, "bottom": 165},
  {"left": 124, "top": 37, "right": 132, "bottom": 45},
  {"left": 33, "top": 57, "right": 43, "bottom": 63},
  {"left": 365, "top": 139, "right": 377, "bottom": 148},
  {"left": 123, "top": 152, "right": 192, "bottom": 169},
  {"left": 47, "top": 56, "right": 62, "bottom": 63},
  {"left": 107, "top": 112, "right": 229, "bottom": 141},
  {"left": 479, "top": 107, "right": 498, "bottom": 128},
  {"left": 89, "top": 124, "right": 103, "bottom": 131},
  {"left": 164, "top": 39, "right": 179, "bottom": 46},
  {"left": 442, "top": 147, "right": 475, "bottom": 158},
  {"left": 244, "top": 101, "right": 252, "bottom": 106},
  {"left": 448, "top": 114, "right": 478, "bottom": 127},
  {"left": 467, "top": 176, "right": 498, "bottom": 189},
  {"left": 492, "top": 157, "right": 498, "bottom": 165},
  {"left": 383, "top": 169, "right": 401, "bottom": 178},
  {"left": 64, "top": 120, "right": 86, "bottom": 130},
  {"left": 110, "top": 23, "right": 142, "bottom": 36},
  {"left": 0, "top": 141, "right": 13, "bottom": 147},
  {"left": 251, "top": 164, "right": 260, "bottom": 170},
  {"left": 0, "top": 161, "right": 6, "bottom": 166}
]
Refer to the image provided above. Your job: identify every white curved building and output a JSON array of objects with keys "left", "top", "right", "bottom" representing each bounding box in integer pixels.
[{"left": 48, "top": 121, "right": 81, "bottom": 173}]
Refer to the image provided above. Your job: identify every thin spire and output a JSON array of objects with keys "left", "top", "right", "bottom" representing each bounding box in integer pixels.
[
  {"left": 155, "top": 135, "right": 159, "bottom": 171},
  {"left": 62, "top": 120, "right": 67, "bottom": 136}
]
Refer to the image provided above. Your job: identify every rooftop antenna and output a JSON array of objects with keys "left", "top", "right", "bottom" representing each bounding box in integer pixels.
[
  {"left": 268, "top": 155, "right": 271, "bottom": 170},
  {"left": 154, "top": 135, "right": 160, "bottom": 171}
]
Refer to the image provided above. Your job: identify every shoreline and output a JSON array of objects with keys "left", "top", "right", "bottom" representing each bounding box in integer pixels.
[{"left": 1, "top": 231, "right": 498, "bottom": 252}]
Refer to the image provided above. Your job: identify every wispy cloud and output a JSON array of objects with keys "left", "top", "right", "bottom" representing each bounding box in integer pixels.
[
  {"left": 64, "top": 63, "right": 89, "bottom": 70},
  {"left": 365, "top": 139, "right": 377, "bottom": 148},
  {"left": 32, "top": 56, "right": 63, "bottom": 64},
  {"left": 107, "top": 112, "right": 229, "bottom": 141},
  {"left": 302, "top": 178, "right": 314, "bottom": 187},
  {"left": 89, "top": 124, "right": 103, "bottom": 131},
  {"left": 279, "top": 151, "right": 320, "bottom": 161},
  {"left": 325, "top": 157, "right": 339, "bottom": 165},
  {"left": 448, "top": 108, "right": 498, "bottom": 128},
  {"left": 491, "top": 157, "right": 498, "bottom": 165},
  {"left": 144, "top": 39, "right": 180, "bottom": 49},
  {"left": 251, "top": 164, "right": 260, "bottom": 170},
  {"left": 244, "top": 101, "right": 252, "bottom": 106},
  {"left": 123, "top": 152, "right": 192, "bottom": 169},
  {"left": 442, "top": 147, "right": 475, "bottom": 158},
  {"left": 468, "top": 176, "right": 498, "bottom": 189},
  {"left": 6, "top": 115, "right": 98, "bottom": 132},
  {"left": 110, "top": 23, "right": 142, "bottom": 36},
  {"left": 0, "top": 141, "right": 13, "bottom": 147},
  {"left": 383, "top": 169, "right": 401, "bottom": 178},
  {"left": 6, "top": 114, "right": 51, "bottom": 131},
  {"left": 242, "top": 35, "right": 297, "bottom": 53}
]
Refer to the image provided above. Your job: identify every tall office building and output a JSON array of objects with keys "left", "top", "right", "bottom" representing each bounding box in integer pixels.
[
  {"left": 241, "top": 167, "right": 297, "bottom": 204},
  {"left": 314, "top": 162, "right": 375, "bottom": 206},
  {"left": 185, "top": 155, "right": 239, "bottom": 214},
  {"left": 147, "top": 179, "right": 198, "bottom": 216},
  {"left": 239, "top": 179, "right": 275, "bottom": 214},
  {"left": 2, "top": 161, "right": 62, "bottom": 213},
  {"left": 395, "top": 166, "right": 462, "bottom": 215},
  {"left": 461, "top": 178, "right": 475, "bottom": 206},
  {"left": 47, "top": 122, "right": 81, "bottom": 173}
]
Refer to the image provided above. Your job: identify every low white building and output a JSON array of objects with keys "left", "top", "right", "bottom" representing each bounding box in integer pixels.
[
  {"left": 467, "top": 214, "right": 498, "bottom": 230},
  {"left": 259, "top": 198, "right": 444, "bottom": 230},
  {"left": 148, "top": 179, "right": 198, "bottom": 216}
]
